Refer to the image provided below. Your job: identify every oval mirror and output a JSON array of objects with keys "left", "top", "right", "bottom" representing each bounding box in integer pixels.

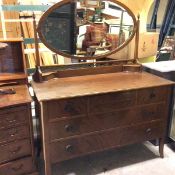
[{"left": 37, "top": 0, "right": 137, "bottom": 60}]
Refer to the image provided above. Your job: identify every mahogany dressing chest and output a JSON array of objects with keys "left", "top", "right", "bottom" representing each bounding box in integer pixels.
[{"left": 31, "top": 0, "right": 175, "bottom": 174}]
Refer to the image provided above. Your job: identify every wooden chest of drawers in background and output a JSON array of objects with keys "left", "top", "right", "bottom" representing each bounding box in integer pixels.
[
  {"left": 32, "top": 72, "right": 174, "bottom": 175},
  {"left": 0, "top": 85, "right": 38, "bottom": 175}
]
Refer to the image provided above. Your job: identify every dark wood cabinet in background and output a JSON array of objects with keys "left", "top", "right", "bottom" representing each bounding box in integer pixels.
[
  {"left": 0, "top": 85, "right": 38, "bottom": 175},
  {"left": 0, "top": 38, "right": 27, "bottom": 85}
]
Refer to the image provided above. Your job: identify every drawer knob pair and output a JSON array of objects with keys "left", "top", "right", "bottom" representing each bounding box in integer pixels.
[{"left": 66, "top": 145, "right": 74, "bottom": 152}]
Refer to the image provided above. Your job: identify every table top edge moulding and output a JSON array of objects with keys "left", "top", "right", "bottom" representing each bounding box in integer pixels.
[{"left": 32, "top": 72, "right": 174, "bottom": 102}]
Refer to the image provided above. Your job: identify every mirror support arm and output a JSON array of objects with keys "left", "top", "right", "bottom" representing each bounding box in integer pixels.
[
  {"left": 33, "top": 13, "right": 43, "bottom": 82},
  {"left": 134, "top": 14, "right": 140, "bottom": 63}
]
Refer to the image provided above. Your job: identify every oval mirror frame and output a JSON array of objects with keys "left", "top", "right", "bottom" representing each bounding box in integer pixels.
[{"left": 37, "top": 0, "right": 137, "bottom": 60}]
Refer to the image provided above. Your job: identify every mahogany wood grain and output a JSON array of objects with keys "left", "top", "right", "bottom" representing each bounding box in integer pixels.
[
  {"left": 0, "top": 85, "right": 38, "bottom": 174},
  {"left": 32, "top": 72, "right": 174, "bottom": 101},
  {"left": 137, "top": 86, "right": 168, "bottom": 105},
  {"left": 0, "top": 106, "right": 28, "bottom": 129},
  {"left": 49, "top": 103, "right": 166, "bottom": 141},
  {"left": 0, "top": 157, "right": 35, "bottom": 175},
  {"left": 0, "top": 124, "right": 30, "bottom": 144},
  {"left": 0, "top": 85, "right": 31, "bottom": 108},
  {"left": 89, "top": 90, "right": 136, "bottom": 114},
  {"left": 27, "top": 173, "right": 39, "bottom": 175},
  {"left": 50, "top": 120, "right": 163, "bottom": 163},
  {"left": 47, "top": 97, "right": 87, "bottom": 119},
  {"left": 0, "top": 39, "right": 27, "bottom": 84},
  {"left": 0, "top": 139, "right": 31, "bottom": 164},
  {"left": 32, "top": 71, "right": 174, "bottom": 175},
  {"left": 0, "top": 73, "right": 27, "bottom": 84}
]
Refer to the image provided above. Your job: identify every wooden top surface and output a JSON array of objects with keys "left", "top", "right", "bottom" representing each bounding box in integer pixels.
[
  {"left": 32, "top": 72, "right": 174, "bottom": 102},
  {"left": 0, "top": 85, "right": 31, "bottom": 108}
]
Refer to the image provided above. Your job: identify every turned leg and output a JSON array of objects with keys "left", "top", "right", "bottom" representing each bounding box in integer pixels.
[{"left": 159, "top": 138, "right": 164, "bottom": 158}]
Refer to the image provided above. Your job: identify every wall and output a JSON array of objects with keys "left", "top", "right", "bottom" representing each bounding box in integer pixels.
[{"left": 147, "top": 0, "right": 168, "bottom": 31}]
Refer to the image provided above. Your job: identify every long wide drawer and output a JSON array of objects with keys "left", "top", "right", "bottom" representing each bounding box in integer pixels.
[
  {"left": 0, "top": 139, "right": 31, "bottom": 164},
  {"left": 0, "top": 107, "right": 29, "bottom": 130},
  {"left": 0, "top": 125, "right": 30, "bottom": 144},
  {"left": 50, "top": 120, "right": 164, "bottom": 163},
  {"left": 0, "top": 157, "right": 35, "bottom": 175},
  {"left": 49, "top": 104, "right": 165, "bottom": 141}
]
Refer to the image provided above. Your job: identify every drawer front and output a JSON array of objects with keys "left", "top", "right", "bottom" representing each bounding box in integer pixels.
[
  {"left": 89, "top": 91, "right": 136, "bottom": 114},
  {"left": 0, "top": 108, "right": 29, "bottom": 130},
  {"left": 0, "top": 106, "right": 27, "bottom": 115},
  {"left": 50, "top": 104, "right": 165, "bottom": 141},
  {"left": 47, "top": 97, "right": 87, "bottom": 119},
  {"left": 137, "top": 86, "right": 168, "bottom": 105},
  {"left": 0, "top": 157, "right": 35, "bottom": 175},
  {"left": 0, "top": 125, "right": 30, "bottom": 144},
  {"left": 50, "top": 120, "right": 163, "bottom": 163},
  {"left": 0, "top": 139, "right": 31, "bottom": 164},
  {"left": 27, "top": 173, "right": 39, "bottom": 175}
]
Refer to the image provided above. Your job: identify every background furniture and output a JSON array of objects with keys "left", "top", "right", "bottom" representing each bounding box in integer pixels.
[
  {"left": 32, "top": 70, "right": 174, "bottom": 175},
  {"left": 0, "top": 85, "right": 38, "bottom": 175},
  {"left": 0, "top": 38, "right": 27, "bottom": 85}
]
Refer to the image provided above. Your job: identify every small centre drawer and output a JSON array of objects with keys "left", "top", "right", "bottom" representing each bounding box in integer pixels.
[
  {"left": 137, "top": 86, "right": 168, "bottom": 105},
  {"left": 0, "top": 157, "right": 35, "bottom": 175},
  {"left": 0, "top": 125, "right": 30, "bottom": 144},
  {"left": 89, "top": 90, "right": 136, "bottom": 114},
  {"left": 47, "top": 97, "right": 87, "bottom": 119},
  {"left": 0, "top": 139, "right": 31, "bottom": 164}
]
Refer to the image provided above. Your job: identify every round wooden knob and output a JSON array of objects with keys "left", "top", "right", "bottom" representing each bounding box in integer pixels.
[
  {"left": 146, "top": 128, "right": 151, "bottom": 133},
  {"left": 64, "top": 124, "right": 73, "bottom": 132},
  {"left": 66, "top": 145, "right": 74, "bottom": 152},
  {"left": 150, "top": 92, "right": 156, "bottom": 99}
]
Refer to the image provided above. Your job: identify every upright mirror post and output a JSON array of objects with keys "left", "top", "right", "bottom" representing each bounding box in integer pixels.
[
  {"left": 32, "top": 13, "right": 43, "bottom": 82},
  {"left": 134, "top": 14, "right": 140, "bottom": 63}
]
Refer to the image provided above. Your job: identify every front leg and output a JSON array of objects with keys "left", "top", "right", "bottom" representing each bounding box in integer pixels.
[{"left": 159, "top": 138, "right": 164, "bottom": 158}]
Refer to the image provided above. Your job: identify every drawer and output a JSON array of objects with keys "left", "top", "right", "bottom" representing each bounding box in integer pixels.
[
  {"left": 47, "top": 97, "right": 87, "bottom": 119},
  {"left": 89, "top": 91, "right": 136, "bottom": 114},
  {"left": 0, "top": 139, "right": 31, "bottom": 164},
  {"left": 0, "top": 157, "right": 35, "bottom": 175},
  {"left": 0, "top": 106, "right": 27, "bottom": 115},
  {"left": 0, "top": 125, "right": 30, "bottom": 144},
  {"left": 49, "top": 104, "right": 165, "bottom": 141},
  {"left": 0, "top": 108, "right": 29, "bottom": 129},
  {"left": 137, "top": 86, "right": 168, "bottom": 105},
  {"left": 50, "top": 120, "right": 163, "bottom": 163},
  {"left": 27, "top": 173, "right": 39, "bottom": 175}
]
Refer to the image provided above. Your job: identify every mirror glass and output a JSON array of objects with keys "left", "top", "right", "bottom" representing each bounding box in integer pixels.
[{"left": 38, "top": 0, "right": 136, "bottom": 59}]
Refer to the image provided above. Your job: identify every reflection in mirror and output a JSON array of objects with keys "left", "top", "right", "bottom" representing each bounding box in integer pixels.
[{"left": 38, "top": 0, "right": 135, "bottom": 59}]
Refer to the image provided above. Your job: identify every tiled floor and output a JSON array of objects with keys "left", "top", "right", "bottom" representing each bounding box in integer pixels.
[{"left": 38, "top": 141, "right": 175, "bottom": 175}]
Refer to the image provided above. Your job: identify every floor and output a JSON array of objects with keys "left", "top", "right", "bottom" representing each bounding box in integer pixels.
[{"left": 39, "top": 141, "right": 175, "bottom": 175}]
